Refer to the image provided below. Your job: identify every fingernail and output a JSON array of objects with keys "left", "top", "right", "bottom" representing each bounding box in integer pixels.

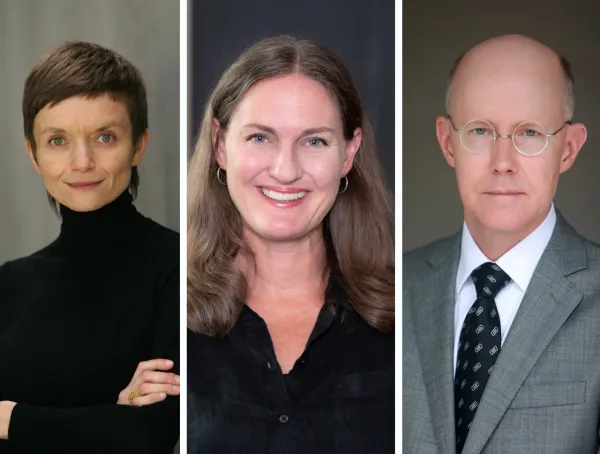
[
  {"left": 160, "top": 392, "right": 166, "bottom": 398},
  {"left": 166, "top": 360, "right": 173, "bottom": 365},
  {"left": 172, "top": 385, "right": 180, "bottom": 393},
  {"left": 175, "top": 375, "right": 180, "bottom": 383}
]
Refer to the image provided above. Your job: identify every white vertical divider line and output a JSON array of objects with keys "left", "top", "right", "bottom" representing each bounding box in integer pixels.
[{"left": 179, "top": 0, "right": 188, "bottom": 451}]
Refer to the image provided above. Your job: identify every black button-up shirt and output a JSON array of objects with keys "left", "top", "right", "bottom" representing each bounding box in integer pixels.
[{"left": 187, "top": 287, "right": 394, "bottom": 453}]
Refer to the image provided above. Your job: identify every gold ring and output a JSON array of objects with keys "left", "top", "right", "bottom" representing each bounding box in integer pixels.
[{"left": 128, "top": 387, "right": 141, "bottom": 403}]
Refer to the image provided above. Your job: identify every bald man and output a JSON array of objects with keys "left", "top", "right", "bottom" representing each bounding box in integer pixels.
[{"left": 403, "top": 35, "right": 599, "bottom": 454}]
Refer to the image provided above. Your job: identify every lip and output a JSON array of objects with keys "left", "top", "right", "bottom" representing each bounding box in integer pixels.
[
  {"left": 260, "top": 185, "right": 310, "bottom": 193},
  {"left": 484, "top": 190, "right": 524, "bottom": 196},
  {"left": 257, "top": 186, "right": 308, "bottom": 208},
  {"left": 67, "top": 181, "right": 103, "bottom": 189}
]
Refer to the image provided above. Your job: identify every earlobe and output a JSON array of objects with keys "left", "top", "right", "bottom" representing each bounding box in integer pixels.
[
  {"left": 560, "top": 123, "right": 587, "bottom": 173},
  {"left": 342, "top": 128, "right": 362, "bottom": 174},
  {"left": 212, "top": 119, "right": 227, "bottom": 170},
  {"left": 436, "top": 116, "right": 456, "bottom": 168},
  {"left": 132, "top": 130, "right": 150, "bottom": 166},
  {"left": 25, "top": 140, "right": 42, "bottom": 174}
]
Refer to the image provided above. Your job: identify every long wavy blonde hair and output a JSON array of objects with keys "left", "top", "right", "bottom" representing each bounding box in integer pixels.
[{"left": 188, "top": 36, "right": 394, "bottom": 337}]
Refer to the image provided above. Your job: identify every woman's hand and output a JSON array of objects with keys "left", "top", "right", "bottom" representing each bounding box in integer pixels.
[
  {"left": 0, "top": 401, "right": 16, "bottom": 439},
  {"left": 117, "top": 359, "right": 180, "bottom": 406}
]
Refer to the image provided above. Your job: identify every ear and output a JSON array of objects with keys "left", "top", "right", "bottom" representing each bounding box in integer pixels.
[
  {"left": 25, "top": 140, "right": 42, "bottom": 174},
  {"left": 342, "top": 127, "right": 362, "bottom": 175},
  {"left": 212, "top": 118, "right": 227, "bottom": 170},
  {"left": 559, "top": 122, "right": 587, "bottom": 174},
  {"left": 436, "top": 116, "right": 456, "bottom": 168},
  {"left": 132, "top": 129, "right": 150, "bottom": 166}
]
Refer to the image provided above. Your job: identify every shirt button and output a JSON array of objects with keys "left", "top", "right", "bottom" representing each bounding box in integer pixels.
[{"left": 279, "top": 414, "right": 289, "bottom": 423}]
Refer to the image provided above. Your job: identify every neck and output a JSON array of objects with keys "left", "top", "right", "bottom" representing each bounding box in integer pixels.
[
  {"left": 58, "top": 190, "right": 140, "bottom": 251},
  {"left": 465, "top": 206, "right": 551, "bottom": 261},
  {"left": 239, "top": 227, "right": 328, "bottom": 310}
]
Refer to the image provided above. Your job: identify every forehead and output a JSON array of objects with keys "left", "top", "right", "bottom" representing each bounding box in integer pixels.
[
  {"left": 230, "top": 74, "right": 342, "bottom": 131},
  {"left": 451, "top": 52, "right": 565, "bottom": 124},
  {"left": 34, "top": 94, "right": 131, "bottom": 131}
]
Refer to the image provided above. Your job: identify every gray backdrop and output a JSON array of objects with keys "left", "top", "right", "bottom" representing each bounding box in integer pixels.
[
  {"left": 0, "top": 0, "right": 180, "bottom": 263},
  {"left": 403, "top": 0, "right": 600, "bottom": 251}
]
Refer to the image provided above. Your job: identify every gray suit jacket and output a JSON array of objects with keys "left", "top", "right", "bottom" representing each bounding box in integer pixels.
[{"left": 403, "top": 213, "right": 600, "bottom": 454}]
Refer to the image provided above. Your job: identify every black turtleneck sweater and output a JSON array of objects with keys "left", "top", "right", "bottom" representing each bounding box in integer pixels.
[{"left": 0, "top": 191, "right": 179, "bottom": 453}]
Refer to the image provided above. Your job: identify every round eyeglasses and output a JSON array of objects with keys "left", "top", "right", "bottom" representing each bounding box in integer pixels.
[{"left": 449, "top": 117, "right": 571, "bottom": 156}]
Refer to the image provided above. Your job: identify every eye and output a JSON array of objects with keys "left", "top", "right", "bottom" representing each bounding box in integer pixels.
[
  {"left": 49, "top": 137, "right": 66, "bottom": 146},
  {"left": 247, "top": 133, "right": 268, "bottom": 144},
  {"left": 514, "top": 126, "right": 545, "bottom": 138},
  {"left": 97, "top": 133, "right": 116, "bottom": 144},
  {"left": 469, "top": 128, "right": 492, "bottom": 136},
  {"left": 306, "top": 137, "right": 328, "bottom": 147}
]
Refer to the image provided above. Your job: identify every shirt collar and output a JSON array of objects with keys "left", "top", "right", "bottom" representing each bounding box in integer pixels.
[{"left": 456, "top": 204, "right": 556, "bottom": 293}]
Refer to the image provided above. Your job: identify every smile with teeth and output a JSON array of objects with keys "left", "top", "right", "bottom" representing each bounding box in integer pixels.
[{"left": 261, "top": 188, "right": 307, "bottom": 202}]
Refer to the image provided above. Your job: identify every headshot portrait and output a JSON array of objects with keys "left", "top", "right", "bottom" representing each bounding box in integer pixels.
[
  {"left": 403, "top": 2, "right": 600, "bottom": 453},
  {"left": 186, "top": 1, "right": 394, "bottom": 452},
  {"left": 0, "top": 1, "right": 180, "bottom": 453}
]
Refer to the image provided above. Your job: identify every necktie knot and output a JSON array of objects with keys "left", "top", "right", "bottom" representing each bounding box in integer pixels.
[{"left": 471, "top": 262, "right": 511, "bottom": 299}]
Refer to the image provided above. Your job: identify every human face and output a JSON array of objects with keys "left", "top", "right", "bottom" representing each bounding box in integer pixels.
[
  {"left": 215, "top": 74, "right": 361, "bottom": 243},
  {"left": 26, "top": 94, "right": 148, "bottom": 212},
  {"left": 436, "top": 45, "right": 586, "bottom": 241}
]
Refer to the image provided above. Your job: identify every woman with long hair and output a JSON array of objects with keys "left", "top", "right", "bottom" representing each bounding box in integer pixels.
[{"left": 187, "top": 35, "right": 394, "bottom": 453}]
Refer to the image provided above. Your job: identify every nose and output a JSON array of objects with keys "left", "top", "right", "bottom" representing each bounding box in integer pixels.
[
  {"left": 268, "top": 144, "right": 302, "bottom": 183},
  {"left": 71, "top": 141, "right": 95, "bottom": 172},
  {"left": 489, "top": 134, "right": 518, "bottom": 175}
]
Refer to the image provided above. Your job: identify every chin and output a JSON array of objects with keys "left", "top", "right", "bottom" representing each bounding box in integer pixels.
[
  {"left": 248, "top": 220, "right": 312, "bottom": 243},
  {"left": 59, "top": 198, "right": 106, "bottom": 212},
  {"left": 255, "top": 229, "right": 305, "bottom": 242},
  {"left": 476, "top": 210, "right": 538, "bottom": 235}
]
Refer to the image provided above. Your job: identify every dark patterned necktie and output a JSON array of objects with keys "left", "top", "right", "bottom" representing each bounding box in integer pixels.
[{"left": 455, "top": 262, "right": 511, "bottom": 453}]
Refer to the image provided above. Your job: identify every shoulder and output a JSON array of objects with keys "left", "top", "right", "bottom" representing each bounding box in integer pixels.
[
  {"left": 135, "top": 217, "right": 180, "bottom": 294},
  {"left": 0, "top": 240, "right": 59, "bottom": 280},
  {"left": 138, "top": 215, "right": 179, "bottom": 244},
  {"left": 551, "top": 213, "right": 600, "bottom": 269},
  {"left": 543, "top": 215, "right": 600, "bottom": 298},
  {"left": 136, "top": 215, "right": 179, "bottom": 260},
  {"left": 574, "top": 235, "right": 600, "bottom": 280},
  {"left": 403, "top": 233, "right": 459, "bottom": 280}
]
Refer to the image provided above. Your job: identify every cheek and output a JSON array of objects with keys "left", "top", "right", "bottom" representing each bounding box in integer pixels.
[
  {"left": 453, "top": 155, "right": 486, "bottom": 193},
  {"left": 306, "top": 158, "right": 343, "bottom": 189},
  {"left": 522, "top": 159, "right": 560, "bottom": 195},
  {"left": 36, "top": 155, "right": 68, "bottom": 179},
  {"left": 99, "top": 149, "right": 134, "bottom": 171},
  {"left": 226, "top": 146, "right": 266, "bottom": 182},
  {"left": 303, "top": 145, "right": 347, "bottom": 186}
]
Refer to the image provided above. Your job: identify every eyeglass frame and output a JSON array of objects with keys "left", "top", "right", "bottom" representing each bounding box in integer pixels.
[{"left": 448, "top": 116, "right": 572, "bottom": 156}]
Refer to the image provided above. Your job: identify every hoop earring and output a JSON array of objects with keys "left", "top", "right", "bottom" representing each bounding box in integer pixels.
[
  {"left": 216, "top": 167, "right": 227, "bottom": 186},
  {"left": 339, "top": 175, "right": 348, "bottom": 194}
]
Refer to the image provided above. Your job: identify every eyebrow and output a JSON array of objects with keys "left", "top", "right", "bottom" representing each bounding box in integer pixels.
[
  {"left": 457, "top": 117, "right": 549, "bottom": 128},
  {"left": 242, "top": 123, "right": 336, "bottom": 136},
  {"left": 39, "top": 122, "right": 126, "bottom": 135}
]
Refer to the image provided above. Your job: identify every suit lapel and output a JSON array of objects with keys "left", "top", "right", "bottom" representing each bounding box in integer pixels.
[
  {"left": 412, "top": 233, "right": 461, "bottom": 454},
  {"left": 462, "top": 214, "right": 586, "bottom": 454}
]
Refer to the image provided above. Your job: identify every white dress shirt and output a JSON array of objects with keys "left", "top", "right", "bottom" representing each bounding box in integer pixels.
[{"left": 453, "top": 204, "right": 556, "bottom": 372}]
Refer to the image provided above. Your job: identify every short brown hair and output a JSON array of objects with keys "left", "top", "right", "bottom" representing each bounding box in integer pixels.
[
  {"left": 23, "top": 41, "right": 148, "bottom": 212},
  {"left": 187, "top": 35, "right": 395, "bottom": 337}
]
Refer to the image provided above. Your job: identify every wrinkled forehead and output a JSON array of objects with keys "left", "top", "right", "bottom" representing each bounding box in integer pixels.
[{"left": 451, "top": 52, "right": 566, "bottom": 125}]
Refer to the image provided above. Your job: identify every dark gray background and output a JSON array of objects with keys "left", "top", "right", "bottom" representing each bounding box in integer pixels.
[
  {"left": 403, "top": 0, "right": 600, "bottom": 252},
  {"left": 189, "top": 0, "right": 395, "bottom": 191}
]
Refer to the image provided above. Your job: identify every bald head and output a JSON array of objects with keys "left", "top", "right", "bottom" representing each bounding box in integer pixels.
[{"left": 445, "top": 35, "right": 574, "bottom": 121}]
